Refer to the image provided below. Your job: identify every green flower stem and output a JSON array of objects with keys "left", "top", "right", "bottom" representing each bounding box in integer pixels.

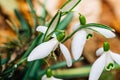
[
  {"left": 38, "top": 57, "right": 84, "bottom": 78},
  {"left": 21, "top": 34, "right": 43, "bottom": 59},
  {"left": 14, "top": 58, "right": 27, "bottom": 67},
  {"left": 52, "top": 64, "right": 120, "bottom": 79},
  {"left": 53, "top": 65, "right": 90, "bottom": 79},
  {"left": 62, "top": 23, "right": 114, "bottom": 43}
]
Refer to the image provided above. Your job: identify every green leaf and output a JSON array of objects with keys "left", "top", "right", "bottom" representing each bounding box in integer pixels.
[
  {"left": 52, "top": 64, "right": 120, "bottom": 79},
  {"left": 46, "top": 11, "right": 62, "bottom": 36},
  {"left": 38, "top": 2, "right": 47, "bottom": 25},
  {"left": 53, "top": 65, "right": 90, "bottom": 79},
  {"left": 60, "top": 0, "right": 81, "bottom": 13},
  {"left": 43, "top": 11, "right": 62, "bottom": 41},
  {"left": 14, "top": 9, "right": 32, "bottom": 39},
  {"left": 26, "top": 0, "right": 36, "bottom": 15},
  {"left": 1, "top": 58, "right": 8, "bottom": 65},
  {"left": 26, "top": 0, "right": 37, "bottom": 32},
  {"left": 21, "top": 34, "right": 43, "bottom": 59},
  {"left": 37, "top": 57, "right": 84, "bottom": 78},
  {"left": 23, "top": 62, "right": 34, "bottom": 80},
  {"left": 23, "top": 60, "right": 43, "bottom": 80},
  {"left": 22, "top": 34, "right": 44, "bottom": 80},
  {"left": 56, "top": 12, "right": 73, "bottom": 30},
  {"left": 55, "top": 13, "right": 73, "bottom": 37}
]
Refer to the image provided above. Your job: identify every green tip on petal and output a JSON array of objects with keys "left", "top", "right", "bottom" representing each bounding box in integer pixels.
[
  {"left": 103, "top": 42, "right": 110, "bottom": 52},
  {"left": 79, "top": 14, "right": 86, "bottom": 25},
  {"left": 57, "top": 32, "right": 65, "bottom": 42},
  {"left": 105, "top": 63, "right": 115, "bottom": 71},
  {"left": 86, "top": 34, "right": 93, "bottom": 39},
  {"left": 46, "top": 68, "right": 53, "bottom": 78}
]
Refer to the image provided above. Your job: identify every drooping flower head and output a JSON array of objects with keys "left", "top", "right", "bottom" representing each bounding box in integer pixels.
[
  {"left": 71, "top": 15, "right": 116, "bottom": 60},
  {"left": 89, "top": 42, "right": 120, "bottom": 80},
  {"left": 27, "top": 26, "right": 72, "bottom": 67}
]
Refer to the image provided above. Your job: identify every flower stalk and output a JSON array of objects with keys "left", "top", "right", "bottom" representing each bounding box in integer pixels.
[
  {"left": 62, "top": 23, "right": 114, "bottom": 43},
  {"left": 52, "top": 64, "right": 120, "bottom": 79}
]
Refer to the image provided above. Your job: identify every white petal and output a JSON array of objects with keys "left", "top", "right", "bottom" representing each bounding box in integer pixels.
[
  {"left": 96, "top": 47, "right": 104, "bottom": 56},
  {"left": 85, "top": 29, "right": 93, "bottom": 34},
  {"left": 105, "top": 52, "right": 114, "bottom": 71},
  {"left": 36, "top": 26, "right": 47, "bottom": 33},
  {"left": 89, "top": 27, "right": 116, "bottom": 38},
  {"left": 51, "top": 76, "right": 63, "bottom": 80},
  {"left": 71, "top": 30, "right": 87, "bottom": 60},
  {"left": 60, "top": 43, "right": 72, "bottom": 67},
  {"left": 60, "top": 0, "right": 80, "bottom": 12},
  {"left": 47, "top": 12, "right": 61, "bottom": 35},
  {"left": 52, "top": 33, "right": 57, "bottom": 38},
  {"left": 41, "top": 75, "right": 62, "bottom": 80},
  {"left": 72, "top": 23, "right": 80, "bottom": 31},
  {"left": 36, "top": 26, "right": 56, "bottom": 38},
  {"left": 89, "top": 54, "right": 106, "bottom": 80},
  {"left": 110, "top": 51, "right": 120, "bottom": 65},
  {"left": 27, "top": 38, "right": 58, "bottom": 61},
  {"left": 41, "top": 75, "right": 48, "bottom": 80},
  {"left": 105, "top": 51, "right": 114, "bottom": 66}
]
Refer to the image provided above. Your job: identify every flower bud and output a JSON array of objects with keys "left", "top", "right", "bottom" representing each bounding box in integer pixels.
[
  {"left": 79, "top": 14, "right": 86, "bottom": 25},
  {"left": 103, "top": 42, "right": 110, "bottom": 52},
  {"left": 46, "top": 68, "right": 52, "bottom": 78}
]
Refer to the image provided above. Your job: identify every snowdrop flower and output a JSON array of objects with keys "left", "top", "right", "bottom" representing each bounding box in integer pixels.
[
  {"left": 28, "top": 26, "right": 72, "bottom": 67},
  {"left": 89, "top": 42, "right": 120, "bottom": 80},
  {"left": 42, "top": 75, "right": 62, "bottom": 80},
  {"left": 71, "top": 23, "right": 115, "bottom": 60}
]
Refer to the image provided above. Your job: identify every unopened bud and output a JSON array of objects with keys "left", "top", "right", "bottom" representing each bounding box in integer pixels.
[
  {"left": 79, "top": 14, "right": 86, "bottom": 25},
  {"left": 46, "top": 68, "right": 52, "bottom": 78},
  {"left": 103, "top": 42, "right": 110, "bottom": 52}
]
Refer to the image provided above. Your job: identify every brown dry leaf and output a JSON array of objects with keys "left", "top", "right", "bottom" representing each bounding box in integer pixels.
[{"left": 0, "top": 0, "right": 34, "bottom": 45}]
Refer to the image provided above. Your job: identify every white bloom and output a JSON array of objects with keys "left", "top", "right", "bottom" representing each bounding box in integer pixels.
[
  {"left": 42, "top": 75, "right": 62, "bottom": 80},
  {"left": 89, "top": 48, "right": 120, "bottom": 80},
  {"left": 71, "top": 23, "right": 115, "bottom": 60},
  {"left": 28, "top": 26, "right": 72, "bottom": 67},
  {"left": 36, "top": 26, "right": 47, "bottom": 34}
]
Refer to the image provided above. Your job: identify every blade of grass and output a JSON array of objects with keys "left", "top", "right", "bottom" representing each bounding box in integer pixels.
[
  {"left": 14, "top": 9, "right": 32, "bottom": 39},
  {"left": 56, "top": 12, "right": 73, "bottom": 30},
  {"left": 21, "top": 34, "right": 43, "bottom": 59},
  {"left": 53, "top": 65, "right": 90, "bottom": 79},
  {"left": 60, "top": 0, "right": 81, "bottom": 15},
  {"left": 26, "top": 0, "right": 37, "bottom": 32},
  {"left": 37, "top": 57, "right": 84, "bottom": 78}
]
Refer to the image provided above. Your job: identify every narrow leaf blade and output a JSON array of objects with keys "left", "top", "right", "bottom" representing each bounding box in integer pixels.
[{"left": 60, "top": 0, "right": 81, "bottom": 12}]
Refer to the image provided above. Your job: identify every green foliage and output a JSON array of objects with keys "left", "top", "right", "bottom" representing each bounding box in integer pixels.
[
  {"left": 0, "top": 0, "right": 117, "bottom": 80},
  {"left": 14, "top": 9, "right": 32, "bottom": 40}
]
